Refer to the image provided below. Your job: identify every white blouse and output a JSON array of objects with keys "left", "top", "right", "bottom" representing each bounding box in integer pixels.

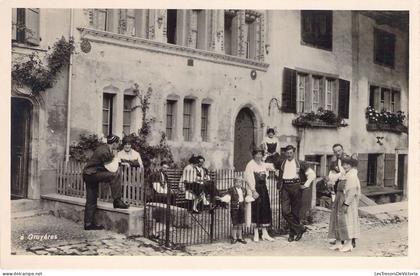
[{"left": 244, "top": 159, "right": 274, "bottom": 191}]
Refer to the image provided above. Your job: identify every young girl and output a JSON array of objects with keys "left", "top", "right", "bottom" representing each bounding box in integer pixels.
[{"left": 218, "top": 177, "right": 250, "bottom": 244}]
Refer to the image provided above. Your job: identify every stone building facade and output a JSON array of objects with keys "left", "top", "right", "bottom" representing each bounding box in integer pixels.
[{"left": 11, "top": 9, "right": 409, "bottom": 202}]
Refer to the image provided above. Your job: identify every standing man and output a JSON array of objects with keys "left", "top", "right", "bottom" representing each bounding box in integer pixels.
[
  {"left": 82, "top": 134, "right": 129, "bottom": 230},
  {"left": 328, "top": 144, "right": 349, "bottom": 192},
  {"left": 277, "top": 145, "right": 316, "bottom": 242}
]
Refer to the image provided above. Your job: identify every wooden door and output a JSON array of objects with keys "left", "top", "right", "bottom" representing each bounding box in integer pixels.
[
  {"left": 11, "top": 98, "right": 31, "bottom": 199},
  {"left": 234, "top": 108, "right": 255, "bottom": 172}
]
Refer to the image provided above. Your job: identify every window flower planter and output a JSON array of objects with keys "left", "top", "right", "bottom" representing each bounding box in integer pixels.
[
  {"left": 365, "top": 106, "right": 408, "bottom": 134},
  {"left": 366, "top": 123, "right": 408, "bottom": 134},
  {"left": 292, "top": 108, "right": 348, "bottom": 129}
]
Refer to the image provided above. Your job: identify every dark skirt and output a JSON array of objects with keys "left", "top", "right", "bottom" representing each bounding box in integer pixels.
[
  {"left": 251, "top": 178, "right": 272, "bottom": 227},
  {"left": 231, "top": 203, "right": 245, "bottom": 225},
  {"left": 185, "top": 182, "right": 204, "bottom": 197}
]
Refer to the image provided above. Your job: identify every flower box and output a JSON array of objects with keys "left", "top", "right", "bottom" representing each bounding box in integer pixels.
[
  {"left": 366, "top": 123, "right": 408, "bottom": 134},
  {"left": 292, "top": 120, "right": 340, "bottom": 129}
]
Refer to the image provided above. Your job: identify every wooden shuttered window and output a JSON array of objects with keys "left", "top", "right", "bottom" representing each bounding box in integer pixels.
[
  {"left": 282, "top": 68, "right": 297, "bottom": 113},
  {"left": 338, "top": 79, "right": 350, "bottom": 119},
  {"left": 25, "top": 8, "right": 40, "bottom": 46},
  {"left": 357, "top": 153, "right": 369, "bottom": 187},
  {"left": 301, "top": 10, "right": 332, "bottom": 50},
  {"left": 384, "top": 153, "right": 396, "bottom": 187},
  {"left": 12, "top": 9, "right": 17, "bottom": 41}
]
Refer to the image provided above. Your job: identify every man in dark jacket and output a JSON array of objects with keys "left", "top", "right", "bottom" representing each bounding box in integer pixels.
[
  {"left": 276, "top": 145, "right": 316, "bottom": 242},
  {"left": 82, "top": 134, "right": 129, "bottom": 230}
]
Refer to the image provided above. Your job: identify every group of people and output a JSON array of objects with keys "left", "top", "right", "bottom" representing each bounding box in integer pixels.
[{"left": 81, "top": 130, "right": 361, "bottom": 253}]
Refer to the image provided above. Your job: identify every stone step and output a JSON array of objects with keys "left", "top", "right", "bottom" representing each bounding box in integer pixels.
[
  {"left": 359, "top": 194, "right": 377, "bottom": 207},
  {"left": 12, "top": 210, "right": 50, "bottom": 219},
  {"left": 41, "top": 193, "right": 144, "bottom": 236},
  {"left": 11, "top": 199, "right": 42, "bottom": 213}
]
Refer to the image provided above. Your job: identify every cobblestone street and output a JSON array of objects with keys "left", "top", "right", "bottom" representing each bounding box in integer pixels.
[{"left": 11, "top": 210, "right": 407, "bottom": 257}]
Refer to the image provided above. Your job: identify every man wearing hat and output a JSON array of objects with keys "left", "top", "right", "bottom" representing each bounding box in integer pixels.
[
  {"left": 276, "top": 145, "right": 316, "bottom": 242},
  {"left": 82, "top": 134, "right": 129, "bottom": 230}
]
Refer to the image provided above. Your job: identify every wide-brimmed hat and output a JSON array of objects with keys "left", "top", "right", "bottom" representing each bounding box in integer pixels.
[
  {"left": 341, "top": 155, "right": 358, "bottom": 167},
  {"left": 251, "top": 145, "right": 265, "bottom": 156},
  {"left": 106, "top": 134, "right": 120, "bottom": 144}
]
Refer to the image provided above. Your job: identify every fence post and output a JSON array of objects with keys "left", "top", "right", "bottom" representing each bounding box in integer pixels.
[
  {"left": 165, "top": 178, "right": 171, "bottom": 247},
  {"left": 311, "top": 164, "right": 317, "bottom": 209}
]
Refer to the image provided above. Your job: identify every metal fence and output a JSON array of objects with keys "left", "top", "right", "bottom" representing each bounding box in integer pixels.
[{"left": 144, "top": 168, "right": 289, "bottom": 247}]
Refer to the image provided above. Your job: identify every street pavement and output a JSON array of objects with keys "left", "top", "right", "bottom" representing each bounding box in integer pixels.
[{"left": 11, "top": 207, "right": 407, "bottom": 257}]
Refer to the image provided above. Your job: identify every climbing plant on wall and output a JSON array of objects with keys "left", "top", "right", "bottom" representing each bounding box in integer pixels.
[{"left": 12, "top": 36, "right": 75, "bottom": 94}]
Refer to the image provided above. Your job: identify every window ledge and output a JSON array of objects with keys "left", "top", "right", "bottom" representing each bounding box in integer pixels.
[
  {"left": 366, "top": 123, "right": 408, "bottom": 134},
  {"left": 293, "top": 120, "right": 339, "bottom": 129},
  {"left": 79, "top": 28, "right": 269, "bottom": 72},
  {"left": 12, "top": 42, "right": 48, "bottom": 53}
]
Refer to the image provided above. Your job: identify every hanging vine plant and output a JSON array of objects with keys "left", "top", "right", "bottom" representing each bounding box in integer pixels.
[{"left": 12, "top": 36, "right": 75, "bottom": 94}]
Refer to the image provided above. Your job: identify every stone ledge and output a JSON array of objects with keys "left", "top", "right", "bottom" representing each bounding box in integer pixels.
[
  {"left": 41, "top": 193, "right": 144, "bottom": 236},
  {"left": 79, "top": 28, "right": 269, "bottom": 72}
]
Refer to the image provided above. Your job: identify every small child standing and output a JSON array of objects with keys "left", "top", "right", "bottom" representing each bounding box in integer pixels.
[{"left": 218, "top": 177, "right": 249, "bottom": 244}]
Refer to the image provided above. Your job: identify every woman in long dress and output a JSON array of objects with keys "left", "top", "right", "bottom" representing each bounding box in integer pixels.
[
  {"left": 245, "top": 147, "right": 275, "bottom": 242},
  {"left": 327, "top": 156, "right": 361, "bottom": 252}
]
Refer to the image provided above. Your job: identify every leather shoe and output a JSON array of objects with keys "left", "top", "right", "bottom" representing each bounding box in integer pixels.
[
  {"left": 237, "top": 238, "right": 247, "bottom": 244},
  {"left": 294, "top": 228, "right": 307, "bottom": 241},
  {"left": 84, "top": 224, "right": 105, "bottom": 231},
  {"left": 113, "top": 199, "right": 129, "bottom": 209},
  {"left": 288, "top": 236, "right": 295, "bottom": 242},
  {"left": 231, "top": 238, "right": 238, "bottom": 244}
]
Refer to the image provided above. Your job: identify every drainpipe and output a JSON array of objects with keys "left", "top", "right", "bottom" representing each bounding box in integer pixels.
[{"left": 65, "top": 9, "right": 74, "bottom": 162}]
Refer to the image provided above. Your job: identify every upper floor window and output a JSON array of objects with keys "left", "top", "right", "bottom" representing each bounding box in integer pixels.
[
  {"left": 224, "top": 11, "right": 236, "bottom": 56},
  {"left": 94, "top": 9, "right": 112, "bottom": 31},
  {"left": 369, "top": 85, "right": 400, "bottom": 112},
  {"left": 282, "top": 68, "right": 350, "bottom": 119},
  {"left": 374, "top": 28, "right": 395, "bottom": 68},
  {"left": 301, "top": 10, "right": 332, "bottom": 50},
  {"left": 12, "top": 8, "right": 40, "bottom": 46},
  {"left": 167, "top": 10, "right": 178, "bottom": 44}
]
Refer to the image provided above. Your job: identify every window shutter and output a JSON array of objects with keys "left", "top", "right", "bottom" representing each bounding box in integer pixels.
[
  {"left": 231, "top": 14, "right": 240, "bottom": 56},
  {"left": 384, "top": 153, "right": 396, "bottom": 187},
  {"left": 301, "top": 11, "right": 313, "bottom": 45},
  {"left": 282, "top": 68, "right": 297, "bottom": 113},
  {"left": 394, "top": 90, "right": 401, "bottom": 111},
  {"left": 248, "top": 21, "right": 257, "bottom": 60},
  {"left": 118, "top": 9, "right": 127, "bottom": 34},
  {"left": 357, "top": 153, "right": 369, "bottom": 187},
  {"left": 384, "top": 89, "right": 391, "bottom": 111},
  {"left": 338, "top": 79, "right": 350, "bottom": 119},
  {"left": 304, "top": 77, "right": 312, "bottom": 113},
  {"left": 25, "top": 8, "right": 40, "bottom": 46},
  {"left": 12, "top": 9, "right": 17, "bottom": 41}
]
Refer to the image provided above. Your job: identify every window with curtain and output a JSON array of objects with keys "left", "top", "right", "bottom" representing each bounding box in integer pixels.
[
  {"left": 123, "top": 95, "right": 134, "bottom": 135},
  {"left": 102, "top": 94, "right": 114, "bottom": 136},
  {"left": 12, "top": 8, "right": 40, "bottom": 46}
]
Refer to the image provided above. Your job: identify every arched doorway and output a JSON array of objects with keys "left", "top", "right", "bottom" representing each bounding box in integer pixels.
[
  {"left": 234, "top": 108, "right": 256, "bottom": 171},
  {"left": 11, "top": 97, "right": 32, "bottom": 199}
]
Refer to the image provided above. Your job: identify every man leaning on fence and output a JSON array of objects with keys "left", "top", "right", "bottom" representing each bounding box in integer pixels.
[
  {"left": 82, "top": 134, "right": 130, "bottom": 231},
  {"left": 275, "top": 145, "right": 316, "bottom": 242}
]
